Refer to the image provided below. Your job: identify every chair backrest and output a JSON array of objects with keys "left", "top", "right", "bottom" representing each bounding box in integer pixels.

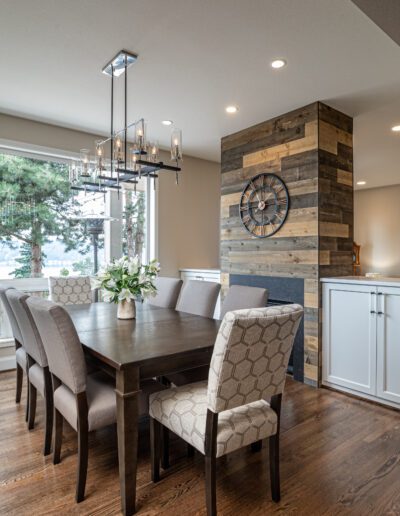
[
  {"left": 48, "top": 276, "right": 92, "bottom": 305},
  {"left": 27, "top": 297, "right": 87, "bottom": 394},
  {"left": 176, "top": 280, "right": 221, "bottom": 318},
  {"left": 207, "top": 304, "right": 303, "bottom": 413},
  {"left": 6, "top": 290, "right": 48, "bottom": 367},
  {"left": 148, "top": 277, "right": 183, "bottom": 308},
  {"left": 220, "top": 285, "right": 268, "bottom": 319},
  {"left": 0, "top": 286, "right": 23, "bottom": 344}
]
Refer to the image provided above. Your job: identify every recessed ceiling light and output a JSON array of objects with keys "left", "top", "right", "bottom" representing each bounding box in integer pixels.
[
  {"left": 357, "top": 181, "right": 366, "bottom": 185},
  {"left": 226, "top": 105, "right": 238, "bottom": 114},
  {"left": 271, "top": 59, "right": 287, "bottom": 69},
  {"left": 162, "top": 120, "right": 173, "bottom": 126},
  {"left": 392, "top": 125, "right": 400, "bottom": 132}
]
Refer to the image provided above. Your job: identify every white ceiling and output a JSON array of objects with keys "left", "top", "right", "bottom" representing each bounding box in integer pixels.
[{"left": 1, "top": 0, "right": 400, "bottom": 189}]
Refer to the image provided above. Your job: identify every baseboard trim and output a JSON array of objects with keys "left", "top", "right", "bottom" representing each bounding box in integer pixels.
[{"left": 0, "top": 356, "right": 16, "bottom": 372}]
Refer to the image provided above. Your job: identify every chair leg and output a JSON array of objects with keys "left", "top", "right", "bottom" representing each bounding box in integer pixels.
[
  {"left": 43, "top": 370, "right": 53, "bottom": 456},
  {"left": 161, "top": 426, "right": 170, "bottom": 469},
  {"left": 27, "top": 382, "right": 37, "bottom": 430},
  {"left": 25, "top": 370, "right": 30, "bottom": 422},
  {"left": 53, "top": 409, "right": 63, "bottom": 465},
  {"left": 150, "top": 417, "right": 161, "bottom": 482},
  {"left": 205, "top": 455, "right": 217, "bottom": 516},
  {"left": 15, "top": 363, "right": 23, "bottom": 403},
  {"left": 187, "top": 443, "right": 195, "bottom": 457},
  {"left": 251, "top": 440, "right": 263, "bottom": 453},
  {"left": 269, "top": 433, "right": 280, "bottom": 502},
  {"left": 76, "top": 425, "right": 89, "bottom": 503}
]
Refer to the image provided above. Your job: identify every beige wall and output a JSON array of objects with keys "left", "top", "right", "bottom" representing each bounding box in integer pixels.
[
  {"left": 157, "top": 151, "right": 220, "bottom": 277},
  {"left": 0, "top": 113, "right": 221, "bottom": 276},
  {"left": 355, "top": 185, "right": 400, "bottom": 276}
]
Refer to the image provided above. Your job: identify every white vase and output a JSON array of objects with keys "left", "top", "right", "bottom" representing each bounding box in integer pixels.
[{"left": 117, "top": 299, "right": 136, "bottom": 319}]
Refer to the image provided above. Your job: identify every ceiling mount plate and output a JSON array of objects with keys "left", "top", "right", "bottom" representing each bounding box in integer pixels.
[{"left": 102, "top": 50, "right": 138, "bottom": 77}]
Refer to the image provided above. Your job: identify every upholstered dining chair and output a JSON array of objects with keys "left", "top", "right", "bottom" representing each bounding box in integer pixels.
[
  {"left": 48, "top": 276, "right": 93, "bottom": 305},
  {"left": 27, "top": 296, "right": 164, "bottom": 503},
  {"left": 175, "top": 280, "right": 221, "bottom": 318},
  {"left": 0, "top": 287, "right": 28, "bottom": 417},
  {"left": 149, "top": 304, "right": 303, "bottom": 516},
  {"left": 148, "top": 277, "right": 183, "bottom": 308},
  {"left": 6, "top": 289, "right": 53, "bottom": 455},
  {"left": 220, "top": 285, "right": 268, "bottom": 319}
]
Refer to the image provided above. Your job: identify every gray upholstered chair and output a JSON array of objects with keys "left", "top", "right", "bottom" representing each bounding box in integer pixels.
[
  {"left": 148, "top": 277, "right": 183, "bottom": 309},
  {"left": 27, "top": 296, "right": 164, "bottom": 503},
  {"left": 175, "top": 280, "right": 221, "bottom": 318},
  {"left": 0, "top": 286, "right": 28, "bottom": 416},
  {"left": 6, "top": 289, "right": 53, "bottom": 454},
  {"left": 48, "top": 276, "right": 93, "bottom": 305},
  {"left": 149, "top": 304, "right": 304, "bottom": 516},
  {"left": 220, "top": 285, "right": 268, "bottom": 319}
]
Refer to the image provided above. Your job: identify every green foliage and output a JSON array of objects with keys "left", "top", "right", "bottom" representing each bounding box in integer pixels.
[
  {"left": 72, "top": 256, "right": 94, "bottom": 276},
  {"left": 0, "top": 154, "right": 91, "bottom": 276},
  {"left": 123, "top": 191, "right": 146, "bottom": 258},
  {"left": 59, "top": 268, "right": 70, "bottom": 277},
  {"left": 11, "top": 243, "right": 39, "bottom": 278}
]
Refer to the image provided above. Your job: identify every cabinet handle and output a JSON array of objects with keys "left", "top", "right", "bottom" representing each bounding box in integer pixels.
[
  {"left": 378, "top": 292, "right": 383, "bottom": 296},
  {"left": 370, "top": 292, "right": 376, "bottom": 295},
  {"left": 378, "top": 311, "right": 384, "bottom": 316},
  {"left": 370, "top": 310, "right": 376, "bottom": 314}
]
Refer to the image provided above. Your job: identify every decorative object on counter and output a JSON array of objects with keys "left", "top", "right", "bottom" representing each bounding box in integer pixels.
[
  {"left": 239, "top": 173, "right": 289, "bottom": 238},
  {"left": 69, "top": 50, "right": 182, "bottom": 197},
  {"left": 353, "top": 242, "right": 361, "bottom": 275},
  {"left": 93, "top": 256, "right": 160, "bottom": 319},
  {"left": 365, "top": 272, "right": 382, "bottom": 279}
]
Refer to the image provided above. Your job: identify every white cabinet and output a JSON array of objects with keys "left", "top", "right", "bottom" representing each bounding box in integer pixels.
[
  {"left": 179, "top": 268, "right": 221, "bottom": 319},
  {"left": 322, "top": 278, "right": 400, "bottom": 409},
  {"left": 376, "top": 287, "right": 400, "bottom": 404}
]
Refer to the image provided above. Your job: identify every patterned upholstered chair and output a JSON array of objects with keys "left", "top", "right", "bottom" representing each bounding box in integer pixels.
[
  {"left": 149, "top": 304, "right": 303, "bottom": 515},
  {"left": 6, "top": 289, "right": 53, "bottom": 455},
  {"left": 148, "top": 277, "right": 183, "bottom": 309},
  {"left": 0, "top": 287, "right": 28, "bottom": 417},
  {"left": 220, "top": 285, "right": 268, "bottom": 319},
  {"left": 49, "top": 276, "right": 93, "bottom": 305}
]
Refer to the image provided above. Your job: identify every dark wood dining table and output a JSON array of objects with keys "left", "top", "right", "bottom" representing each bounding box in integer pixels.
[{"left": 66, "top": 301, "right": 220, "bottom": 516}]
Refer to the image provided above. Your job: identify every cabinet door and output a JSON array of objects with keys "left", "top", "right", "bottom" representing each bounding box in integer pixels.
[
  {"left": 322, "top": 284, "right": 377, "bottom": 395},
  {"left": 376, "top": 287, "right": 400, "bottom": 403}
]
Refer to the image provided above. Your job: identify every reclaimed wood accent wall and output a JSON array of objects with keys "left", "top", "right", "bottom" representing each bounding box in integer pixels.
[{"left": 220, "top": 102, "right": 353, "bottom": 385}]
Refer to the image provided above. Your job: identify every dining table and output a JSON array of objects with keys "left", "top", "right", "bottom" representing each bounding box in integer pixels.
[{"left": 66, "top": 301, "right": 220, "bottom": 516}]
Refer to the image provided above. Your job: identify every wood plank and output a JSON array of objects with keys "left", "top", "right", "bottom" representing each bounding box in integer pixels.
[
  {"left": 243, "top": 121, "right": 318, "bottom": 168},
  {"left": 320, "top": 222, "right": 349, "bottom": 238}
]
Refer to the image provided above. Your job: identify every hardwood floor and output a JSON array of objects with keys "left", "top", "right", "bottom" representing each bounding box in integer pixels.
[{"left": 1, "top": 370, "right": 400, "bottom": 515}]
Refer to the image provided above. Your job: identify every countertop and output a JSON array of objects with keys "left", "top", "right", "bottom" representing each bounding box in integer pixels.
[{"left": 321, "top": 276, "right": 400, "bottom": 287}]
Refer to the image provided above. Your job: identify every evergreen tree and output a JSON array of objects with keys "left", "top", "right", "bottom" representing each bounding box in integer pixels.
[
  {"left": 0, "top": 154, "right": 91, "bottom": 277},
  {"left": 123, "top": 190, "right": 146, "bottom": 260}
]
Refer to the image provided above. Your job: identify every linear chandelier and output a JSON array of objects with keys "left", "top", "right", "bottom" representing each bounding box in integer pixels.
[{"left": 69, "top": 50, "right": 182, "bottom": 195}]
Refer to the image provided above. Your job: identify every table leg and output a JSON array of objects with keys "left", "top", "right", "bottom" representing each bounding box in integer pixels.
[{"left": 116, "top": 366, "right": 140, "bottom": 516}]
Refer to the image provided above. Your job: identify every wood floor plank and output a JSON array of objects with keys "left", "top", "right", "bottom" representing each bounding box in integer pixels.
[{"left": 1, "top": 370, "right": 400, "bottom": 515}]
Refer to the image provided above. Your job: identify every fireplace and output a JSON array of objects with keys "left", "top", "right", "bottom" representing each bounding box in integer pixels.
[{"left": 229, "top": 274, "right": 305, "bottom": 382}]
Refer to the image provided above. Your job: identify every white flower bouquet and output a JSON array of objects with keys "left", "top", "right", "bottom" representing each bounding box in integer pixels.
[{"left": 94, "top": 256, "right": 160, "bottom": 305}]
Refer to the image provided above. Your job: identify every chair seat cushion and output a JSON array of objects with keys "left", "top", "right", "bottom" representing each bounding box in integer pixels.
[
  {"left": 149, "top": 381, "right": 278, "bottom": 458},
  {"left": 29, "top": 363, "right": 45, "bottom": 397},
  {"left": 54, "top": 371, "right": 117, "bottom": 432},
  {"left": 16, "top": 347, "right": 27, "bottom": 369}
]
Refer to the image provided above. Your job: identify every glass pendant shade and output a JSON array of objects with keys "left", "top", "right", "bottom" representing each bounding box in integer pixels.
[
  {"left": 149, "top": 141, "right": 159, "bottom": 162},
  {"left": 114, "top": 136, "right": 124, "bottom": 163},
  {"left": 80, "top": 149, "right": 91, "bottom": 177},
  {"left": 135, "top": 120, "right": 146, "bottom": 153},
  {"left": 171, "top": 128, "right": 182, "bottom": 161},
  {"left": 69, "top": 160, "right": 79, "bottom": 184},
  {"left": 95, "top": 140, "right": 105, "bottom": 175}
]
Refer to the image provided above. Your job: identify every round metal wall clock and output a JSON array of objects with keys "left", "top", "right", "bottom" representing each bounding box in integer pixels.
[{"left": 239, "top": 173, "right": 290, "bottom": 238}]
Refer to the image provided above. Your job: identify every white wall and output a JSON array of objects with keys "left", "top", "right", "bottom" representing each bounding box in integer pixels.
[{"left": 355, "top": 185, "right": 400, "bottom": 276}]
